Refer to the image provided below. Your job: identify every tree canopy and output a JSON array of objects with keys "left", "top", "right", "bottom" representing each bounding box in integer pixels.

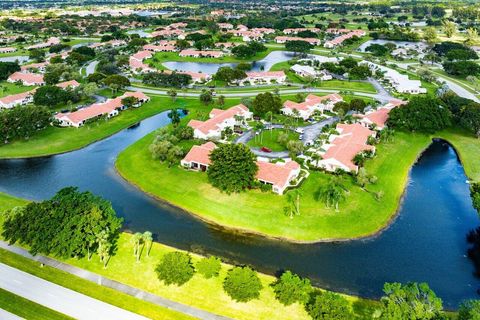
[
  {"left": 252, "top": 92, "right": 282, "bottom": 117},
  {"left": 0, "top": 61, "right": 20, "bottom": 80},
  {"left": 207, "top": 144, "right": 258, "bottom": 193},
  {"left": 223, "top": 266, "right": 262, "bottom": 302}
]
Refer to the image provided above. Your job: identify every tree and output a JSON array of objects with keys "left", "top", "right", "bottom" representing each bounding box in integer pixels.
[
  {"left": 196, "top": 256, "right": 221, "bottom": 279},
  {"left": 443, "top": 61, "right": 480, "bottom": 77},
  {"left": 121, "top": 96, "right": 139, "bottom": 109},
  {"left": 466, "top": 28, "right": 479, "bottom": 46},
  {"left": 287, "top": 140, "right": 304, "bottom": 156},
  {"left": 423, "top": 27, "right": 438, "bottom": 44},
  {"left": 0, "top": 106, "right": 51, "bottom": 143},
  {"left": 217, "top": 95, "right": 225, "bottom": 107},
  {"left": 0, "top": 62, "right": 20, "bottom": 80},
  {"left": 103, "top": 75, "right": 130, "bottom": 91},
  {"left": 252, "top": 92, "right": 282, "bottom": 117},
  {"left": 131, "top": 232, "right": 143, "bottom": 262},
  {"left": 155, "top": 252, "right": 195, "bottom": 286},
  {"left": 2, "top": 187, "right": 122, "bottom": 260},
  {"left": 82, "top": 82, "right": 98, "bottom": 97},
  {"left": 200, "top": 90, "right": 213, "bottom": 105},
  {"left": 213, "top": 67, "right": 246, "bottom": 83},
  {"left": 306, "top": 291, "right": 352, "bottom": 320},
  {"left": 387, "top": 97, "right": 452, "bottom": 133},
  {"left": 167, "top": 88, "right": 177, "bottom": 102},
  {"left": 87, "top": 72, "right": 106, "bottom": 84},
  {"left": 231, "top": 45, "right": 255, "bottom": 59},
  {"left": 458, "top": 300, "right": 480, "bottom": 320},
  {"left": 142, "top": 231, "right": 153, "bottom": 257},
  {"left": 223, "top": 266, "right": 262, "bottom": 302},
  {"left": 442, "top": 20, "right": 456, "bottom": 38},
  {"left": 29, "top": 49, "right": 45, "bottom": 62},
  {"left": 207, "top": 144, "right": 258, "bottom": 193},
  {"left": 272, "top": 271, "right": 312, "bottom": 306},
  {"left": 168, "top": 109, "right": 181, "bottom": 127},
  {"left": 143, "top": 72, "right": 192, "bottom": 88},
  {"left": 33, "top": 85, "right": 79, "bottom": 108},
  {"left": 285, "top": 40, "right": 313, "bottom": 54},
  {"left": 349, "top": 98, "right": 367, "bottom": 112},
  {"left": 316, "top": 176, "right": 347, "bottom": 211},
  {"left": 379, "top": 282, "right": 444, "bottom": 320},
  {"left": 458, "top": 102, "right": 480, "bottom": 137}
]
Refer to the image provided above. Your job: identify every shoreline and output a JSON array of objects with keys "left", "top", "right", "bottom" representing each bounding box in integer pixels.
[{"left": 113, "top": 138, "right": 435, "bottom": 244}]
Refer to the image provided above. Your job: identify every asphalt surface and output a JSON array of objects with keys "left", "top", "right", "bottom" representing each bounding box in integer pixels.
[
  {"left": 0, "top": 263, "right": 150, "bottom": 320},
  {"left": 0, "top": 309, "right": 23, "bottom": 320}
]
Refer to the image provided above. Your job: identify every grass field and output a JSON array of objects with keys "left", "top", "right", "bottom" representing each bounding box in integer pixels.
[
  {"left": 0, "top": 96, "right": 206, "bottom": 159},
  {"left": 0, "top": 288, "right": 74, "bottom": 320},
  {"left": 116, "top": 116, "right": 433, "bottom": 241},
  {"left": 247, "top": 129, "right": 299, "bottom": 151},
  {"left": 0, "top": 81, "right": 36, "bottom": 98}
]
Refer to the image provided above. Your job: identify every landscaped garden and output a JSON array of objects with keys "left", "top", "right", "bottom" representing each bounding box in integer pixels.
[{"left": 247, "top": 128, "right": 299, "bottom": 152}]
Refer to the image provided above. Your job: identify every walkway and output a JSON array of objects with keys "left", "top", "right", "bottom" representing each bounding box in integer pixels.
[
  {"left": 0, "top": 241, "right": 231, "bottom": 320},
  {"left": 0, "top": 309, "right": 23, "bottom": 320},
  {"left": 85, "top": 60, "right": 99, "bottom": 76},
  {"left": 0, "top": 263, "right": 149, "bottom": 320}
]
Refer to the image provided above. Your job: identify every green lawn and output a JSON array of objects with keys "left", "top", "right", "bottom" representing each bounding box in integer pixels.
[
  {"left": 117, "top": 116, "right": 433, "bottom": 241},
  {"left": 147, "top": 47, "right": 280, "bottom": 69},
  {"left": 0, "top": 96, "right": 209, "bottom": 159},
  {"left": 0, "top": 81, "right": 36, "bottom": 98},
  {"left": 0, "top": 288, "right": 73, "bottom": 320},
  {"left": 247, "top": 129, "right": 299, "bottom": 151},
  {"left": 0, "top": 249, "right": 194, "bottom": 320}
]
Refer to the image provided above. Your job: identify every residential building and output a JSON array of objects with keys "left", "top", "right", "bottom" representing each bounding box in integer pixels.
[
  {"left": 290, "top": 64, "right": 333, "bottom": 80},
  {"left": 282, "top": 93, "right": 343, "bottom": 119},
  {"left": 275, "top": 36, "right": 321, "bottom": 46},
  {"left": 7, "top": 72, "right": 45, "bottom": 86},
  {"left": 179, "top": 49, "right": 224, "bottom": 58},
  {"left": 188, "top": 104, "right": 252, "bottom": 140},
  {"left": 0, "top": 47, "right": 16, "bottom": 53},
  {"left": 0, "top": 90, "right": 35, "bottom": 109},
  {"left": 365, "top": 62, "right": 427, "bottom": 94},
  {"left": 20, "top": 62, "right": 48, "bottom": 73},
  {"left": 55, "top": 91, "right": 149, "bottom": 127},
  {"left": 283, "top": 28, "right": 320, "bottom": 35},
  {"left": 324, "top": 30, "right": 366, "bottom": 48},
  {"left": 256, "top": 159, "right": 301, "bottom": 195},
  {"left": 180, "top": 141, "right": 217, "bottom": 171},
  {"left": 143, "top": 44, "right": 176, "bottom": 52},
  {"left": 241, "top": 71, "right": 287, "bottom": 85},
  {"left": 355, "top": 100, "right": 406, "bottom": 130},
  {"left": 56, "top": 80, "right": 81, "bottom": 90},
  {"left": 27, "top": 37, "right": 60, "bottom": 50},
  {"left": 317, "top": 123, "right": 375, "bottom": 173}
]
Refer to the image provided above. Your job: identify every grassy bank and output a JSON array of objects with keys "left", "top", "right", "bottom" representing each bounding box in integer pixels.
[
  {"left": 116, "top": 125, "right": 432, "bottom": 241},
  {"left": 0, "top": 288, "right": 74, "bottom": 320},
  {"left": 0, "top": 96, "right": 206, "bottom": 159},
  {"left": 0, "top": 193, "right": 378, "bottom": 320}
]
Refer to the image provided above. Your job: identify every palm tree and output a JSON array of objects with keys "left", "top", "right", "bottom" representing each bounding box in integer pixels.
[
  {"left": 131, "top": 232, "right": 143, "bottom": 262},
  {"left": 311, "top": 153, "right": 321, "bottom": 167},
  {"left": 316, "top": 176, "right": 347, "bottom": 212},
  {"left": 142, "top": 231, "right": 153, "bottom": 257}
]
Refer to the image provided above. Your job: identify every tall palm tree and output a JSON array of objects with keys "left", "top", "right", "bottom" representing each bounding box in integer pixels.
[
  {"left": 131, "top": 232, "right": 143, "bottom": 262},
  {"left": 142, "top": 231, "right": 153, "bottom": 257},
  {"left": 317, "top": 176, "right": 347, "bottom": 212}
]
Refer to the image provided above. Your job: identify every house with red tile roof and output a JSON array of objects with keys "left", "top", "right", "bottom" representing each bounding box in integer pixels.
[
  {"left": 131, "top": 50, "right": 153, "bottom": 61},
  {"left": 54, "top": 91, "right": 150, "bottom": 127},
  {"left": 256, "top": 159, "right": 301, "bottom": 194},
  {"left": 151, "top": 29, "right": 184, "bottom": 38},
  {"left": 56, "top": 80, "right": 80, "bottom": 90},
  {"left": 283, "top": 28, "right": 320, "bottom": 35},
  {"left": 143, "top": 44, "right": 177, "bottom": 52},
  {"left": 180, "top": 141, "right": 217, "bottom": 171},
  {"left": 188, "top": 104, "right": 252, "bottom": 140},
  {"left": 317, "top": 123, "right": 375, "bottom": 173},
  {"left": 324, "top": 30, "right": 366, "bottom": 48},
  {"left": 0, "top": 90, "right": 35, "bottom": 109},
  {"left": 354, "top": 100, "right": 406, "bottom": 130},
  {"left": 179, "top": 49, "right": 224, "bottom": 58},
  {"left": 275, "top": 36, "right": 321, "bottom": 46},
  {"left": 20, "top": 62, "right": 49, "bottom": 73},
  {"left": 27, "top": 37, "right": 60, "bottom": 50},
  {"left": 282, "top": 93, "right": 343, "bottom": 120},
  {"left": 0, "top": 47, "right": 16, "bottom": 53},
  {"left": 218, "top": 23, "right": 234, "bottom": 30},
  {"left": 7, "top": 72, "right": 45, "bottom": 86},
  {"left": 242, "top": 71, "right": 287, "bottom": 85}
]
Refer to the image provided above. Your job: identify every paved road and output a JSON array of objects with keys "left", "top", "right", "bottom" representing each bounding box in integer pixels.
[
  {"left": 0, "top": 241, "right": 231, "bottom": 320},
  {"left": 85, "top": 60, "right": 99, "bottom": 76},
  {"left": 0, "top": 309, "right": 23, "bottom": 320},
  {"left": 0, "top": 263, "right": 149, "bottom": 320}
]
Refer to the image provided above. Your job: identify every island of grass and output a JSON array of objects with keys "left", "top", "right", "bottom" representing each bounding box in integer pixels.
[{"left": 247, "top": 129, "right": 299, "bottom": 152}]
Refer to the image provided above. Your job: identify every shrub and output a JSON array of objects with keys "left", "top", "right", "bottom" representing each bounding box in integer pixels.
[
  {"left": 306, "top": 291, "right": 351, "bottom": 320},
  {"left": 458, "top": 300, "right": 480, "bottom": 320},
  {"left": 196, "top": 256, "right": 221, "bottom": 279},
  {"left": 272, "top": 271, "right": 312, "bottom": 306},
  {"left": 155, "top": 252, "right": 195, "bottom": 286},
  {"left": 223, "top": 266, "right": 262, "bottom": 302}
]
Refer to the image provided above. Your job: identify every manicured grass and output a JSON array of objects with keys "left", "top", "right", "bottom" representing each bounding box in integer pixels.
[
  {"left": 117, "top": 120, "right": 433, "bottom": 241},
  {"left": 0, "top": 192, "right": 26, "bottom": 211},
  {"left": 0, "top": 288, "right": 74, "bottom": 320},
  {"left": 0, "top": 96, "right": 208, "bottom": 159},
  {"left": 0, "top": 81, "right": 36, "bottom": 98},
  {"left": 147, "top": 47, "right": 279, "bottom": 68},
  {"left": 0, "top": 249, "right": 194, "bottom": 320},
  {"left": 437, "top": 129, "right": 480, "bottom": 182},
  {"left": 247, "top": 129, "right": 299, "bottom": 151}
]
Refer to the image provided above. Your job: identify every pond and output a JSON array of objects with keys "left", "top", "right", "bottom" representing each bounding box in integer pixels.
[
  {"left": 0, "top": 56, "right": 30, "bottom": 63},
  {"left": 162, "top": 50, "right": 298, "bottom": 74},
  {"left": 0, "top": 114, "right": 478, "bottom": 308},
  {"left": 357, "top": 39, "right": 427, "bottom": 52},
  {"left": 126, "top": 29, "right": 151, "bottom": 38}
]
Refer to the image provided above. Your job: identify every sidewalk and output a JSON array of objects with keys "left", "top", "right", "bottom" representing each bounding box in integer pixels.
[{"left": 0, "top": 241, "right": 231, "bottom": 320}]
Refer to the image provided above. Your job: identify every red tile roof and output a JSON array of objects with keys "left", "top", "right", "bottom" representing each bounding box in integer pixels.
[
  {"left": 188, "top": 104, "right": 249, "bottom": 135},
  {"left": 283, "top": 93, "right": 343, "bottom": 111},
  {"left": 0, "top": 90, "right": 35, "bottom": 105},
  {"left": 56, "top": 80, "right": 80, "bottom": 89},
  {"left": 256, "top": 160, "right": 300, "bottom": 190},
  {"left": 182, "top": 142, "right": 217, "bottom": 166},
  {"left": 8, "top": 72, "right": 44, "bottom": 85}
]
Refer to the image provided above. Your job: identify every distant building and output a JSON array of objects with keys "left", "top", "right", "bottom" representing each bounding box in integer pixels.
[{"left": 282, "top": 93, "right": 343, "bottom": 119}]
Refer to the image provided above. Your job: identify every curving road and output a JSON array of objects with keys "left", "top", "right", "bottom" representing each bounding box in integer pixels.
[{"left": 0, "top": 263, "right": 149, "bottom": 320}]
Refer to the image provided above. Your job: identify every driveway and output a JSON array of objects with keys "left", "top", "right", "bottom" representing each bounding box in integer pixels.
[{"left": 0, "top": 263, "right": 149, "bottom": 320}]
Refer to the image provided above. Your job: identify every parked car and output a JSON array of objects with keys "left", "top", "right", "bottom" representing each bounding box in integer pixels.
[
  {"left": 295, "top": 128, "right": 304, "bottom": 134},
  {"left": 261, "top": 147, "right": 272, "bottom": 153}
]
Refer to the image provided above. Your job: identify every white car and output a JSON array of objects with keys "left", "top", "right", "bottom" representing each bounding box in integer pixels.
[{"left": 295, "top": 128, "right": 304, "bottom": 134}]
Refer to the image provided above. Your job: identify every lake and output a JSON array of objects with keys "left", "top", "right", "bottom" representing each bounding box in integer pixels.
[
  {"left": 357, "top": 39, "right": 428, "bottom": 52},
  {"left": 0, "top": 56, "right": 30, "bottom": 63},
  {"left": 0, "top": 113, "right": 478, "bottom": 307}
]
